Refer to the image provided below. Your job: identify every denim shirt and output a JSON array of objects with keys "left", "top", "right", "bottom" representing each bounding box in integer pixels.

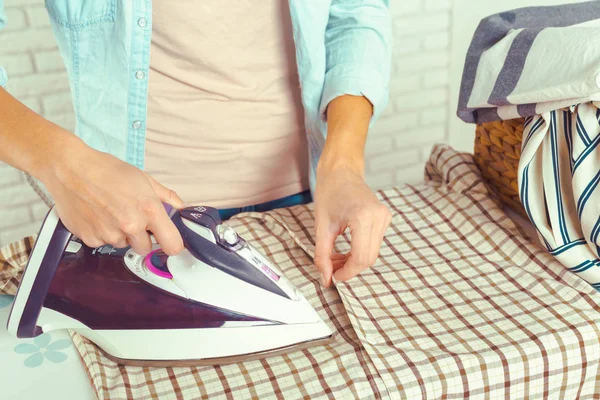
[{"left": 0, "top": 1, "right": 391, "bottom": 193}]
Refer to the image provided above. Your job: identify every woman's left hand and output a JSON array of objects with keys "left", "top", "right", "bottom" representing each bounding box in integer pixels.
[{"left": 314, "top": 161, "right": 392, "bottom": 287}]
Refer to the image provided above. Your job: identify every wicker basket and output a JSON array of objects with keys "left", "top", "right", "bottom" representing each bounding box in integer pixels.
[{"left": 473, "top": 118, "right": 526, "bottom": 217}]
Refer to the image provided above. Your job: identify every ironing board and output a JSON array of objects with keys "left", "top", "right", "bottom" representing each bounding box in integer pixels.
[
  {"left": 1, "top": 145, "right": 599, "bottom": 399},
  {"left": 0, "top": 294, "right": 96, "bottom": 400}
]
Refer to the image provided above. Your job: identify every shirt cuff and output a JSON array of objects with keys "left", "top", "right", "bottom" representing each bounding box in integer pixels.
[
  {"left": 0, "top": 66, "right": 7, "bottom": 89},
  {"left": 318, "top": 64, "right": 389, "bottom": 125}
]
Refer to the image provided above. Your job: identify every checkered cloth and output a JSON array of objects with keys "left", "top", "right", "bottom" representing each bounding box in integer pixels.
[{"left": 2, "top": 145, "right": 600, "bottom": 399}]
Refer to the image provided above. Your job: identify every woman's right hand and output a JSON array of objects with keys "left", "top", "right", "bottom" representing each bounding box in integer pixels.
[
  {"left": 39, "top": 135, "right": 184, "bottom": 256},
  {"left": 0, "top": 87, "right": 182, "bottom": 255}
]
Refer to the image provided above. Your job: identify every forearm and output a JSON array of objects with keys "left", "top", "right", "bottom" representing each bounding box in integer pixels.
[
  {"left": 0, "top": 87, "right": 81, "bottom": 180},
  {"left": 319, "top": 94, "right": 373, "bottom": 176}
]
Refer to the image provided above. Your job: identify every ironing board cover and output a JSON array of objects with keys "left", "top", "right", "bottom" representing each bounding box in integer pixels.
[{"left": 2, "top": 145, "right": 600, "bottom": 400}]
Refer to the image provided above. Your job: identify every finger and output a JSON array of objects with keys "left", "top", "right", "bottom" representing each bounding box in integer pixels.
[
  {"left": 97, "top": 227, "right": 128, "bottom": 248},
  {"left": 127, "top": 231, "right": 153, "bottom": 255},
  {"left": 95, "top": 215, "right": 130, "bottom": 248},
  {"left": 148, "top": 176, "right": 184, "bottom": 209},
  {"left": 60, "top": 207, "right": 107, "bottom": 249},
  {"left": 147, "top": 203, "right": 184, "bottom": 256},
  {"left": 365, "top": 221, "right": 385, "bottom": 267},
  {"left": 381, "top": 206, "right": 392, "bottom": 233},
  {"left": 331, "top": 253, "right": 349, "bottom": 261},
  {"left": 110, "top": 236, "right": 129, "bottom": 249},
  {"left": 367, "top": 206, "right": 392, "bottom": 263},
  {"left": 333, "top": 219, "right": 374, "bottom": 283},
  {"left": 331, "top": 253, "right": 349, "bottom": 272},
  {"left": 314, "top": 218, "right": 337, "bottom": 287},
  {"left": 80, "top": 234, "right": 104, "bottom": 249},
  {"left": 376, "top": 208, "right": 392, "bottom": 248}
]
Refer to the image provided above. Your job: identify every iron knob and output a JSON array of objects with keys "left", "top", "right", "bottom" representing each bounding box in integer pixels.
[{"left": 219, "top": 225, "right": 239, "bottom": 245}]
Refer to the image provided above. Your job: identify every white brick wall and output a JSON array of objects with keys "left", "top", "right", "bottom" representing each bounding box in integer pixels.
[
  {"left": 0, "top": 0, "right": 453, "bottom": 246},
  {"left": 365, "top": 0, "right": 452, "bottom": 188},
  {"left": 0, "top": 0, "right": 75, "bottom": 247}
]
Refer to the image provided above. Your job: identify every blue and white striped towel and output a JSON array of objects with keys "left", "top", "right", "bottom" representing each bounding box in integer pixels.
[
  {"left": 458, "top": 1, "right": 600, "bottom": 124},
  {"left": 520, "top": 105, "right": 600, "bottom": 291},
  {"left": 458, "top": 2, "right": 600, "bottom": 291}
]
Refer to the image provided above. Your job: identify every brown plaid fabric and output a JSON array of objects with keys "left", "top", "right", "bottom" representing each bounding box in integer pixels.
[
  {"left": 0, "top": 236, "right": 34, "bottom": 296},
  {"left": 2, "top": 144, "right": 600, "bottom": 399}
]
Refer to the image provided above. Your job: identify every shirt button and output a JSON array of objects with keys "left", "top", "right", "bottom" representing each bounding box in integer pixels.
[
  {"left": 135, "top": 70, "right": 145, "bottom": 79},
  {"left": 137, "top": 17, "right": 147, "bottom": 27},
  {"left": 132, "top": 120, "right": 142, "bottom": 130}
]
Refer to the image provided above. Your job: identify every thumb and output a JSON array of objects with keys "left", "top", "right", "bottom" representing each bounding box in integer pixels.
[
  {"left": 148, "top": 176, "right": 184, "bottom": 209},
  {"left": 314, "top": 217, "right": 337, "bottom": 287}
]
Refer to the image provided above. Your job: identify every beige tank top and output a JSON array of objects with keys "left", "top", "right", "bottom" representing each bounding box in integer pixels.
[{"left": 145, "top": 1, "right": 309, "bottom": 208}]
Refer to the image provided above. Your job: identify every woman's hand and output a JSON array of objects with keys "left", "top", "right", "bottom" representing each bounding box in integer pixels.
[
  {"left": 0, "top": 87, "right": 183, "bottom": 255},
  {"left": 314, "top": 160, "right": 391, "bottom": 287},
  {"left": 40, "top": 136, "right": 184, "bottom": 256},
  {"left": 314, "top": 95, "right": 392, "bottom": 287}
]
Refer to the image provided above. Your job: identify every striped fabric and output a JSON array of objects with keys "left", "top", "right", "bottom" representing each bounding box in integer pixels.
[
  {"left": 458, "top": 2, "right": 600, "bottom": 292},
  {"left": 519, "top": 103, "right": 600, "bottom": 292},
  {"left": 2, "top": 145, "right": 600, "bottom": 399},
  {"left": 457, "top": 1, "right": 600, "bottom": 124}
]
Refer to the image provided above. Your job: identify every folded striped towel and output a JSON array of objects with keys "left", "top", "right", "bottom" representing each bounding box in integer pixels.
[
  {"left": 458, "top": 1, "right": 600, "bottom": 124},
  {"left": 458, "top": 2, "right": 600, "bottom": 291}
]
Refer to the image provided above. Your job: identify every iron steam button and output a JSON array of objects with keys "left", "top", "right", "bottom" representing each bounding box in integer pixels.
[{"left": 220, "top": 226, "right": 238, "bottom": 245}]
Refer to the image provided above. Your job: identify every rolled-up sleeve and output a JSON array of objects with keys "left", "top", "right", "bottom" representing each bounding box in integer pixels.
[
  {"left": 0, "top": 0, "right": 7, "bottom": 89},
  {"left": 319, "top": 0, "right": 392, "bottom": 123}
]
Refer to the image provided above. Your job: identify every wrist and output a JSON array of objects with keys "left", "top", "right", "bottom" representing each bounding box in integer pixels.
[
  {"left": 34, "top": 127, "right": 87, "bottom": 184},
  {"left": 317, "top": 148, "right": 365, "bottom": 178},
  {"left": 321, "top": 95, "right": 371, "bottom": 179}
]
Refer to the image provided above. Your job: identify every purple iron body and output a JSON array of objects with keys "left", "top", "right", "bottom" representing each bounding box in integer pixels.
[{"left": 7, "top": 205, "right": 332, "bottom": 365}]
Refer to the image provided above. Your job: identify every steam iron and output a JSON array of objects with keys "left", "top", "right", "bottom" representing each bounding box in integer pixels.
[{"left": 6, "top": 204, "right": 333, "bottom": 366}]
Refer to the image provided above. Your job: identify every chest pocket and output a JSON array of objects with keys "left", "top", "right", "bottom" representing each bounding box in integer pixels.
[{"left": 45, "top": 0, "right": 116, "bottom": 30}]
